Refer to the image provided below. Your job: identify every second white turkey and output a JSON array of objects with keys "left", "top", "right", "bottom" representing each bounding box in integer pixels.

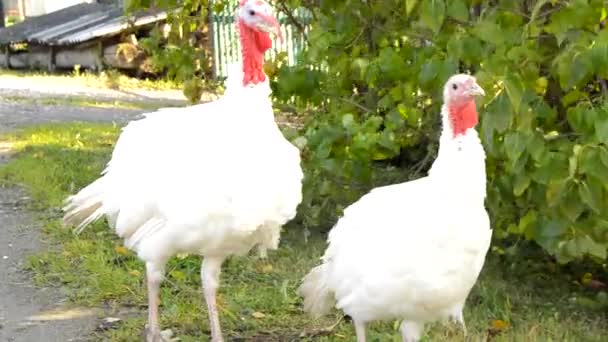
[{"left": 299, "top": 74, "right": 492, "bottom": 342}]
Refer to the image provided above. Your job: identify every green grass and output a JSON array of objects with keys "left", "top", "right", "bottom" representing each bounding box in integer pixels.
[
  {"left": 1, "top": 123, "right": 607, "bottom": 341},
  {"left": 2, "top": 94, "right": 181, "bottom": 112}
]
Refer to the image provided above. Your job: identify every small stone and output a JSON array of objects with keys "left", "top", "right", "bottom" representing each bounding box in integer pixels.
[
  {"left": 97, "top": 317, "right": 121, "bottom": 330},
  {"left": 161, "top": 329, "right": 179, "bottom": 341}
]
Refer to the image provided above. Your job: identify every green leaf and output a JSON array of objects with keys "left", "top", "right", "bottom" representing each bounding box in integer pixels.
[
  {"left": 568, "top": 154, "right": 578, "bottom": 177},
  {"left": 461, "top": 36, "right": 483, "bottom": 63},
  {"left": 594, "top": 118, "right": 608, "bottom": 143},
  {"left": 482, "top": 92, "right": 512, "bottom": 134},
  {"left": 518, "top": 210, "right": 537, "bottom": 238},
  {"left": 538, "top": 219, "right": 567, "bottom": 239},
  {"left": 546, "top": 178, "right": 568, "bottom": 207},
  {"left": 513, "top": 173, "right": 531, "bottom": 196},
  {"left": 527, "top": 133, "right": 545, "bottom": 162},
  {"left": 419, "top": 59, "right": 440, "bottom": 85},
  {"left": 578, "top": 177, "right": 603, "bottom": 214},
  {"left": 600, "top": 146, "right": 608, "bottom": 168},
  {"left": 566, "top": 106, "right": 587, "bottom": 133},
  {"left": 342, "top": 114, "right": 355, "bottom": 129},
  {"left": 397, "top": 103, "right": 408, "bottom": 118},
  {"left": 504, "top": 75, "right": 524, "bottom": 115},
  {"left": 562, "top": 90, "right": 585, "bottom": 107},
  {"left": 420, "top": 0, "right": 446, "bottom": 34},
  {"left": 560, "top": 187, "right": 585, "bottom": 222},
  {"left": 579, "top": 147, "right": 608, "bottom": 185},
  {"left": 406, "top": 0, "right": 420, "bottom": 17},
  {"left": 578, "top": 235, "right": 607, "bottom": 259},
  {"left": 503, "top": 131, "right": 528, "bottom": 163},
  {"left": 447, "top": 0, "right": 469, "bottom": 22},
  {"left": 474, "top": 18, "right": 504, "bottom": 45},
  {"left": 390, "top": 86, "right": 403, "bottom": 101},
  {"left": 315, "top": 140, "right": 332, "bottom": 159}
]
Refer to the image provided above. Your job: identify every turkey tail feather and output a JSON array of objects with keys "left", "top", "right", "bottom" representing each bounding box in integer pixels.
[
  {"left": 298, "top": 264, "right": 334, "bottom": 318},
  {"left": 63, "top": 178, "right": 106, "bottom": 233}
]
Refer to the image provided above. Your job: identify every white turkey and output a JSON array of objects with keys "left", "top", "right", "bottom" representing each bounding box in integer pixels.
[
  {"left": 63, "top": 1, "right": 303, "bottom": 341},
  {"left": 298, "top": 74, "right": 491, "bottom": 342}
]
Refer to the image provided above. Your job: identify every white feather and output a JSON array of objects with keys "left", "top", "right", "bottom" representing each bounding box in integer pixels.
[
  {"left": 299, "top": 82, "right": 492, "bottom": 339},
  {"left": 63, "top": 68, "right": 303, "bottom": 265}
]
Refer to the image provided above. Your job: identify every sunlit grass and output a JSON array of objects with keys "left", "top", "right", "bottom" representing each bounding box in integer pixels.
[
  {"left": 0, "top": 123, "right": 607, "bottom": 341},
  {"left": 2, "top": 94, "right": 181, "bottom": 112},
  {"left": 0, "top": 68, "right": 181, "bottom": 91}
]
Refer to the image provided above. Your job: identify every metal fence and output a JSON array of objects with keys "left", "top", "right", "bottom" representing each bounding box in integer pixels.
[{"left": 210, "top": 0, "right": 311, "bottom": 78}]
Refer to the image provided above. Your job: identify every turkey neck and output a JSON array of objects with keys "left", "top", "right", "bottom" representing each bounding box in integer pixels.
[
  {"left": 226, "top": 18, "right": 278, "bottom": 127},
  {"left": 430, "top": 104, "right": 487, "bottom": 203},
  {"left": 238, "top": 19, "right": 272, "bottom": 87}
]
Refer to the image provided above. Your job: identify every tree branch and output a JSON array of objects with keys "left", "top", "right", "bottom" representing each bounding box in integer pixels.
[{"left": 274, "top": 0, "right": 310, "bottom": 44}]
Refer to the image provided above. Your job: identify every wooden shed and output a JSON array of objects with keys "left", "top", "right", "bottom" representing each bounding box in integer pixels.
[{"left": 0, "top": 1, "right": 166, "bottom": 71}]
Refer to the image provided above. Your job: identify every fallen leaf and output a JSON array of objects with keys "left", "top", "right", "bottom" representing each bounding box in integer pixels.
[
  {"left": 170, "top": 270, "right": 186, "bottom": 281},
  {"left": 114, "top": 246, "right": 130, "bottom": 256},
  {"left": 128, "top": 270, "right": 141, "bottom": 277},
  {"left": 490, "top": 319, "right": 509, "bottom": 330},
  {"left": 251, "top": 311, "right": 266, "bottom": 319}
]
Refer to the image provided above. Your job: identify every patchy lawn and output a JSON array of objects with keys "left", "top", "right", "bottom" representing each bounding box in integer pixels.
[
  {"left": 0, "top": 68, "right": 181, "bottom": 92},
  {"left": 1, "top": 123, "right": 607, "bottom": 341},
  {"left": 1, "top": 94, "right": 181, "bottom": 112}
]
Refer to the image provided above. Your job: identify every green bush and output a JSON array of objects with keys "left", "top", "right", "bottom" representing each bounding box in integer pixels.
[
  {"left": 128, "top": 0, "right": 217, "bottom": 102},
  {"left": 134, "top": 0, "right": 608, "bottom": 264},
  {"left": 272, "top": 0, "right": 608, "bottom": 264}
]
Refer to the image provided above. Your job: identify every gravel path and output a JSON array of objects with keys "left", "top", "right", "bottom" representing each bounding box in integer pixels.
[{"left": 0, "top": 88, "right": 145, "bottom": 342}]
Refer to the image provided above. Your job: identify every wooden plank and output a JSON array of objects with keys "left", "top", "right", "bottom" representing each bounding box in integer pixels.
[{"left": 1, "top": 43, "right": 142, "bottom": 70}]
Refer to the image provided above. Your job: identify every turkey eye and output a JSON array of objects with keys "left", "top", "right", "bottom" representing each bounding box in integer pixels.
[
  {"left": 452, "top": 84, "right": 458, "bottom": 90},
  {"left": 249, "top": 10, "right": 255, "bottom": 16}
]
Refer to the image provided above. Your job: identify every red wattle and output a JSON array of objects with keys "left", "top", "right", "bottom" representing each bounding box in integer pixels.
[
  {"left": 238, "top": 19, "right": 271, "bottom": 86},
  {"left": 448, "top": 100, "right": 478, "bottom": 137},
  {"left": 255, "top": 30, "right": 273, "bottom": 52}
]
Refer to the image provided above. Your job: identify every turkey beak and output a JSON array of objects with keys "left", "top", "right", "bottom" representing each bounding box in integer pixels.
[
  {"left": 467, "top": 82, "right": 485, "bottom": 97},
  {"left": 258, "top": 13, "right": 283, "bottom": 43}
]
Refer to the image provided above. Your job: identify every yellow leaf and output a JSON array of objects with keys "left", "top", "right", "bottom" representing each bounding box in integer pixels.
[
  {"left": 128, "top": 270, "right": 141, "bottom": 277},
  {"left": 491, "top": 319, "right": 509, "bottom": 330},
  {"left": 114, "top": 246, "right": 130, "bottom": 256},
  {"left": 176, "top": 253, "right": 189, "bottom": 259},
  {"left": 251, "top": 311, "right": 266, "bottom": 319},
  {"left": 261, "top": 264, "right": 274, "bottom": 273},
  {"left": 170, "top": 270, "right": 186, "bottom": 281},
  {"left": 581, "top": 272, "right": 593, "bottom": 285},
  {"left": 535, "top": 77, "right": 548, "bottom": 95}
]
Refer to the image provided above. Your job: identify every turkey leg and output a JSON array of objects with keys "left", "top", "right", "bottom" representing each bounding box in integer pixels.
[
  {"left": 145, "top": 262, "right": 165, "bottom": 342},
  {"left": 354, "top": 320, "right": 367, "bottom": 342},
  {"left": 202, "top": 257, "right": 225, "bottom": 342}
]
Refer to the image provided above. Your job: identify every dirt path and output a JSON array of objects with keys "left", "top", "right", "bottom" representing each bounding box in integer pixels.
[{"left": 0, "top": 92, "right": 143, "bottom": 342}]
